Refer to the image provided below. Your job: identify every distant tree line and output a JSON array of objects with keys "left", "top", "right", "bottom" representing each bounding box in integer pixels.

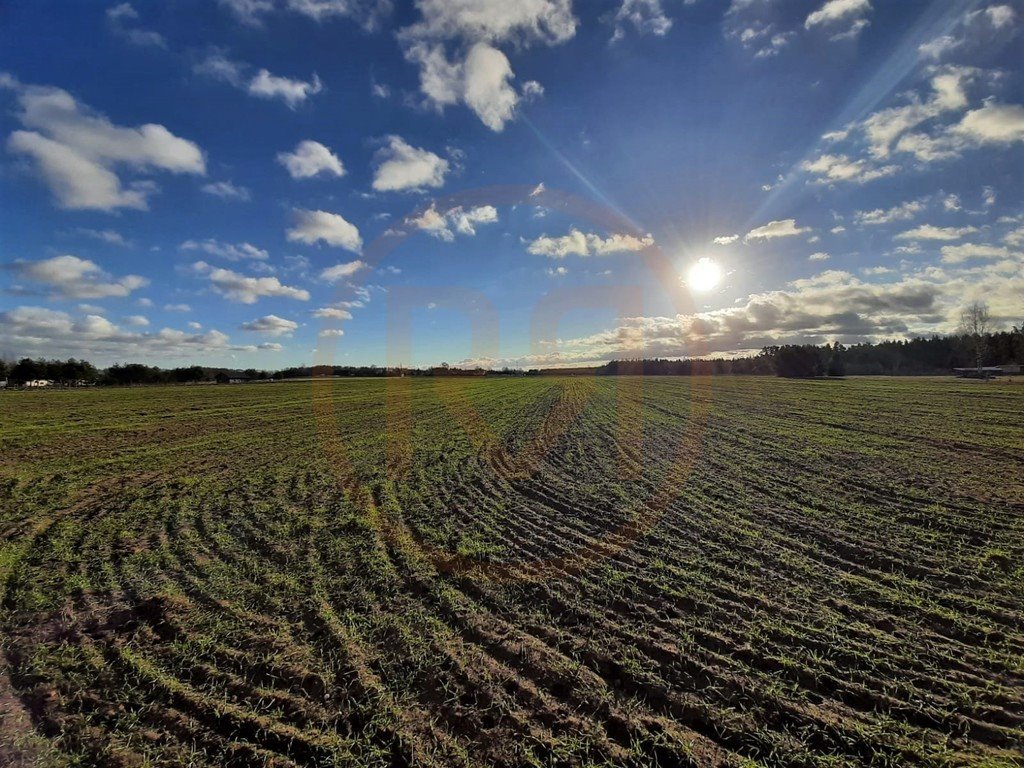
[
  {"left": 1, "top": 357, "right": 100, "bottom": 384},
  {"left": 2, "top": 323, "right": 1021, "bottom": 385},
  {"left": 597, "top": 327, "right": 1024, "bottom": 378},
  {"left": 0, "top": 359, "right": 280, "bottom": 386}
]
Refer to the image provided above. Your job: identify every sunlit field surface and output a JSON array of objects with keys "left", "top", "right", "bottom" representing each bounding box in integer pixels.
[{"left": 2, "top": 377, "right": 1023, "bottom": 768}]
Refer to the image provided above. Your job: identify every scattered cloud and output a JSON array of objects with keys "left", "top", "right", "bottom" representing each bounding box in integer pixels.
[
  {"left": 220, "top": 0, "right": 392, "bottom": 28},
  {"left": 106, "top": 2, "right": 138, "bottom": 21},
  {"left": 805, "top": 0, "right": 872, "bottom": 41},
  {"left": 404, "top": 41, "right": 521, "bottom": 131},
  {"left": 287, "top": 209, "right": 362, "bottom": 252},
  {"left": 398, "top": 0, "right": 574, "bottom": 130},
  {"left": 193, "top": 261, "right": 310, "bottom": 303},
  {"left": 201, "top": 180, "right": 251, "bottom": 201},
  {"left": 405, "top": 203, "right": 498, "bottom": 241},
  {"left": 193, "top": 53, "right": 246, "bottom": 86},
  {"left": 610, "top": 0, "right": 675, "bottom": 43},
  {"left": 218, "top": 0, "right": 275, "bottom": 26},
  {"left": 954, "top": 101, "right": 1024, "bottom": 144},
  {"left": 283, "top": 0, "right": 392, "bottom": 29},
  {"left": 248, "top": 69, "right": 322, "bottom": 108},
  {"left": 713, "top": 234, "right": 740, "bottom": 245},
  {"left": 743, "top": 219, "right": 812, "bottom": 243},
  {"left": 312, "top": 307, "right": 354, "bottom": 320},
  {"left": 527, "top": 228, "right": 654, "bottom": 258},
  {"left": 106, "top": 3, "right": 167, "bottom": 48},
  {"left": 940, "top": 242, "right": 1015, "bottom": 264},
  {"left": 895, "top": 224, "right": 978, "bottom": 241},
  {"left": 5, "top": 81, "right": 204, "bottom": 210},
  {"left": 195, "top": 54, "right": 322, "bottom": 108},
  {"left": 1003, "top": 226, "right": 1024, "bottom": 248},
  {"left": 78, "top": 228, "right": 127, "bottom": 246},
  {"left": 8, "top": 255, "right": 148, "bottom": 299},
  {"left": 277, "top": 140, "right": 345, "bottom": 179},
  {"left": 240, "top": 314, "right": 298, "bottom": 335},
  {"left": 180, "top": 239, "right": 269, "bottom": 261},
  {"left": 919, "top": 4, "right": 1019, "bottom": 62},
  {"left": 372, "top": 135, "right": 449, "bottom": 192},
  {"left": 520, "top": 80, "right": 544, "bottom": 101},
  {"left": 725, "top": 0, "right": 796, "bottom": 58},
  {"left": 319, "top": 260, "right": 368, "bottom": 283},
  {"left": 808, "top": 252, "right": 830, "bottom": 261},
  {"left": 0, "top": 304, "right": 266, "bottom": 363},
  {"left": 400, "top": 0, "right": 576, "bottom": 48},
  {"left": 463, "top": 259, "right": 1023, "bottom": 367},
  {"left": 854, "top": 199, "right": 926, "bottom": 225},
  {"left": 804, "top": 67, "right": 1024, "bottom": 183},
  {"left": 802, "top": 153, "right": 898, "bottom": 184}
]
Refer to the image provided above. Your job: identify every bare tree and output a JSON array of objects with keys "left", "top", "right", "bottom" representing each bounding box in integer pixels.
[{"left": 959, "top": 300, "right": 991, "bottom": 373}]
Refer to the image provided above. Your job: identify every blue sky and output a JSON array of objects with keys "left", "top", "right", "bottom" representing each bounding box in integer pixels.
[{"left": 1, "top": 0, "right": 1021, "bottom": 369}]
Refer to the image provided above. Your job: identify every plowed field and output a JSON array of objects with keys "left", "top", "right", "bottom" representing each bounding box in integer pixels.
[{"left": 2, "top": 376, "right": 1022, "bottom": 767}]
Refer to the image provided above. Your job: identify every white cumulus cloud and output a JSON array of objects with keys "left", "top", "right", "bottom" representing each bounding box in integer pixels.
[
  {"left": 372, "top": 135, "right": 449, "bottom": 192},
  {"left": 180, "top": 239, "right": 269, "bottom": 261},
  {"left": 8, "top": 255, "right": 148, "bottom": 299},
  {"left": 277, "top": 140, "right": 345, "bottom": 179},
  {"left": 527, "top": 228, "right": 654, "bottom": 258},
  {"left": 6, "top": 81, "right": 204, "bottom": 211},
  {"left": 854, "top": 199, "right": 926, "bottom": 226},
  {"left": 195, "top": 54, "right": 323, "bottom": 108},
  {"left": 319, "top": 260, "right": 368, "bottom": 283},
  {"left": 405, "top": 203, "right": 498, "bottom": 241},
  {"left": 398, "top": 0, "right": 574, "bottom": 130},
  {"left": 312, "top": 307, "right": 354, "bottom": 320},
  {"left": 805, "top": 0, "right": 872, "bottom": 40},
  {"left": 610, "top": 0, "right": 674, "bottom": 42},
  {"left": 287, "top": 209, "right": 363, "bottom": 252},
  {"left": 247, "top": 69, "right": 323, "bottom": 108},
  {"left": 193, "top": 261, "right": 309, "bottom": 303},
  {"left": 240, "top": 314, "right": 299, "bottom": 335},
  {"left": 940, "top": 243, "right": 1015, "bottom": 264},
  {"left": 743, "top": 219, "right": 812, "bottom": 243},
  {"left": 0, "top": 304, "right": 273, "bottom": 363},
  {"left": 895, "top": 224, "right": 978, "bottom": 241}
]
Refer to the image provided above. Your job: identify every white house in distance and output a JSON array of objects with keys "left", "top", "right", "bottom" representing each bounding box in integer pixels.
[{"left": 25, "top": 379, "right": 53, "bottom": 388}]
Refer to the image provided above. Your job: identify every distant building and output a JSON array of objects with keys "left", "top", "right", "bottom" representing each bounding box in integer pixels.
[
  {"left": 0, "top": 380, "right": 7, "bottom": 389},
  {"left": 215, "top": 372, "right": 252, "bottom": 384},
  {"left": 25, "top": 379, "right": 53, "bottom": 388}
]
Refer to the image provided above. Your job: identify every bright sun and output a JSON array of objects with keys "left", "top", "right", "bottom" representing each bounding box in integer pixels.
[{"left": 687, "top": 257, "right": 722, "bottom": 292}]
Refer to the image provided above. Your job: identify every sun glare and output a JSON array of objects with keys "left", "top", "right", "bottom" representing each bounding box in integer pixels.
[{"left": 687, "top": 258, "right": 722, "bottom": 292}]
